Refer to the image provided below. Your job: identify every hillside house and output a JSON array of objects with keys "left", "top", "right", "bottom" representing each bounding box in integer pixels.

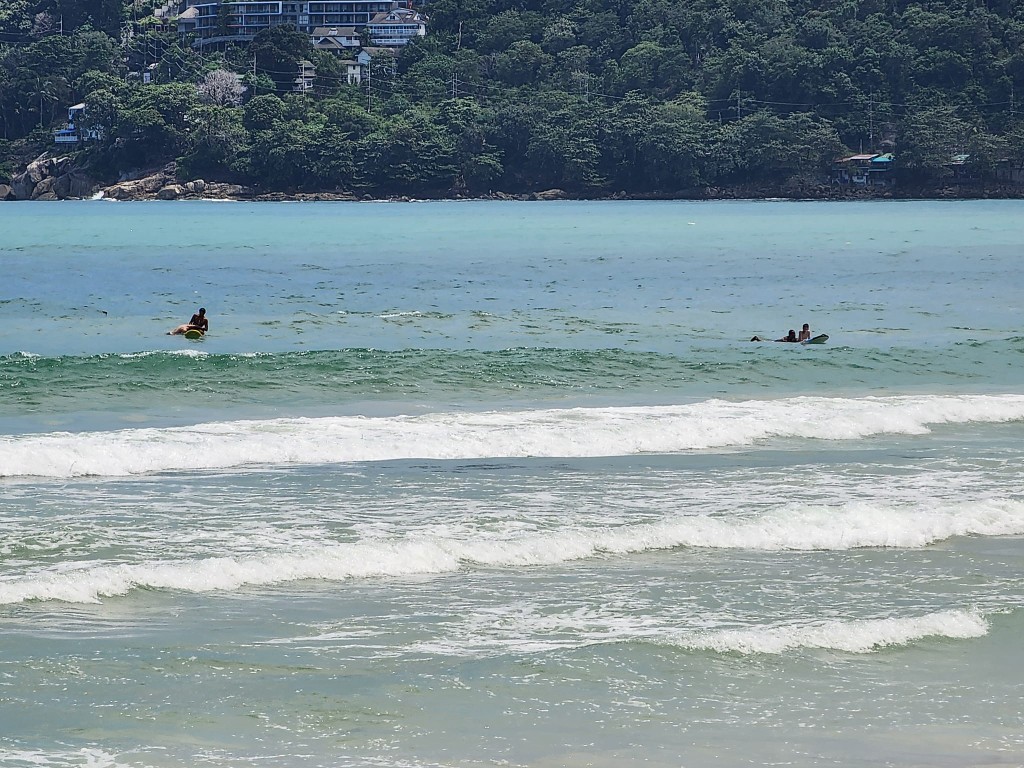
[
  {"left": 53, "top": 104, "right": 103, "bottom": 145},
  {"left": 312, "top": 26, "right": 361, "bottom": 53},
  {"left": 831, "top": 153, "right": 894, "bottom": 187}
]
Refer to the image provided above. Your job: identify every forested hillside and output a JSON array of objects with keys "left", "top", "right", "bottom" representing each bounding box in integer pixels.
[{"left": 2, "top": 0, "right": 1024, "bottom": 196}]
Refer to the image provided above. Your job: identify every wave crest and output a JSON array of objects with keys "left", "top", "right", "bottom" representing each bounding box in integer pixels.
[
  {"left": 2, "top": 393, "right": 1023, "bottom": 478},
  {"left": 3, "top": 498, "right": 1021, "bottom": 604},
  {"left": 678, "top": 609, "right": 988, "bottom": 654}
]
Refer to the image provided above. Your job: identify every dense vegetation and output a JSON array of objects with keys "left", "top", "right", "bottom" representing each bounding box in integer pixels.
[{"left": 2, "top": 0, "right": 1024, "bottom": 195}]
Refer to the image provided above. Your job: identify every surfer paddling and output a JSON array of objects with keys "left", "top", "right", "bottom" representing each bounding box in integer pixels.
[
  {"left": 169, "top": 307, "right": 208, "bottom": 335},
  {"left": 750, "top": 321, "right": 812, "bottom": 343}
]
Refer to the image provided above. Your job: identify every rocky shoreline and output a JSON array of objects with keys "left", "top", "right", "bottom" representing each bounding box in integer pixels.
[{"left": 2, "top": 153, "right": 1022, "bottom": 203}]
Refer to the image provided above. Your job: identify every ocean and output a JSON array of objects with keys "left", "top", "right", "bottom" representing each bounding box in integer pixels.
[{"left": 1, "top": 199, "right": 1022, "bottom": 768}]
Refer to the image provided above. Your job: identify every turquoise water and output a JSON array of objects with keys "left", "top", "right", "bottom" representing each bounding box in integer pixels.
[{"left": 1, "top": 200, "right": 1023, "bottom": 768}]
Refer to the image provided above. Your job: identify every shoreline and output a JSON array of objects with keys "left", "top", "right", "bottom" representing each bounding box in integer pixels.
[
  {"left": 5, "top": 156, "right": 1024, "bottom": 203},
  {"left": 7, "top": 186, "right": 1024, "bottom": 203}
]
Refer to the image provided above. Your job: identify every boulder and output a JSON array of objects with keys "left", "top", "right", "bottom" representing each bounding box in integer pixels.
[
  {"left": 34, "top": 191, "right": 59, "bottom": 201},
  {"left": 207, "top": 183, "right": 248, "bottom": 198},
  {"left": 140, "top": 174, "right": 167, "bottom": 193},
  {"left": 10, "top": 172, "right": 35, "bottom": 200},
  {"left": 64, "top": 172, "right": 96, "bottom": 199},
  {"left": 103, "top": 182, "right": 137, "bottom": 200},
  {"left": 0, "top": 184, "right": 13, "bottom": 201},
  {"left": 31, "top": 177, "right": 56, "bottom": 199},
  {"left": 50, "top": 172, "right": 94, "bottom": 199},
  {"left": 26, "top": 158, "right": 49, "bottom": 184},
  {"left": 157, "top": 184, "right": 185, "bottom": 200},
  {"left": 533, "top": 188, "right": 567, "bottom": 200},
  {"left": 51, "top": 174, "right": 72, "bottom": 199}
]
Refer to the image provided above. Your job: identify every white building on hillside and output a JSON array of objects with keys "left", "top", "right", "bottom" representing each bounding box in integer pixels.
[
  {"left": 312, "top": 26, "right": 361, "bottom": 53},
  {"left": 365, "top": 7, "right": 426, "bottom": 47}
]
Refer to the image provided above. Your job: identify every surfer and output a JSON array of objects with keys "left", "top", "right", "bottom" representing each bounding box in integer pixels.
[
  {"left": 750, "top": 324, "right": 809, "bottom": 342},
  {"left": 169, "top": 307, "right": 208, "bottom": 335}
]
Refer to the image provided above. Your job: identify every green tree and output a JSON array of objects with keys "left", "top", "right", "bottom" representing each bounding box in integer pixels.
[
  {"left": 246, "top": 116, "right": 325, "bottom": 189},
  {"left": 178, "top": 105, "right": 248, "bottom": 180},
  {"left": 243, "top": 93, "right": 285, "bottom": 131},
  {"left": 897, "top": 107, "right": 981, "bottom": 184},
  {"left": 53, "top": 0, "right": 123, "bottom": 36},
  {"left": 251, "top": 25, "right": 311, "bottom": 93},
  {"left": 525, "top": 96, "right": 603, "bottom": 191},
  {"left": 113, "top": 82, "right": 198, "bottom": 166},
  {"left": 718, "top": 110, "right": 844, "bottom": 182},
  {"left": 0, "top": 2, "right": 33, "bottom": 35},
  {"left": 356, "top": 109, "right": 458, "bottom": 194},
  {"left": 493, "top": 40, "right": 552, "bottom": 85},
  {"left": 638, "top": 95, "right": 713, "bottom": 190}
]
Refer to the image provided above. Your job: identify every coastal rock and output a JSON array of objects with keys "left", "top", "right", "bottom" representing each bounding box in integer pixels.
[
  {"left": 141, "top": 174, "right": 167, "bottom": 194},
  {"left": 533, "top": 188, "right": 567, "bottom": 200},
  {"left": 101, "top": 174, "right": 246, "bottom": 200},
  {"left": 51, "top": 174, "right": 71, "bottom": 199},
  {"left": 7, "top": 155, "right": 97, "bottom": 200},
  {"left": 66, "top": 172, "right": 97, "bottom": 199},
  {"left": 31, "top": 177, "right": 56, "bottom": 200},
  {"left": 51, "top": 172, "right": 96, "bottom": 199},
  {"left": 0, "top": 184, "right": 13, "bottom": 201},
  {"left": 157, "top": 184, "right": 186, "bottom": 200},
  {"left": 103, "top": 182, "right": 137, "bottom": 200},
  {"left": 206, "top": 183, "right": 250, "bottom": 198},
  {"left": 10, "top": 172, "right": 35, "bottom": 200},
  {"left": 51, "top": 156, "right": 71, "bottom": 177},
  {"left": 103, "top": 172, "right": 166, "bottom": 200},
  {"left": 26, "top": 158, "right": 49, "bottom": 184}
]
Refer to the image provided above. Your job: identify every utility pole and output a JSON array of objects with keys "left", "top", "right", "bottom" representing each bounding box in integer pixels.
[
  {"left": 573, "top": 70, "right": 589, "bottom": 102},
  {"left": 868, "top": 93, "right": 874, "bottom": 151}
]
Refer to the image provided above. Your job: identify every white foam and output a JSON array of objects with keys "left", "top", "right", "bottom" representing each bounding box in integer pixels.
[
  {"left": 0, "top": 748, "right": 130, "bottom": 768},
  {"left": 118, "top": 349, "right": 207, "bottom": 359},
  {"left": 413, "top": 607, "right": 989, "bottom": 657},
  {"left": 678, "top": 609, "right": 989, "bottom": 654},
  {"left": 2, "top": 393, "right": 1023, "bottom": 478},
  {"left": 2, "top": 498, "right": 1021, "bottom": 604}
]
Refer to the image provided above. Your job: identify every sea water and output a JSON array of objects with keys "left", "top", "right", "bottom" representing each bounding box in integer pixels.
[{"left": 1, "top": 199, "right": 1022, "bottom": 768}]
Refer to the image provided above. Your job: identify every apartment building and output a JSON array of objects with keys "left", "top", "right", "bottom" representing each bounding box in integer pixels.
[{"left": 178, "top": 1, "right": 399, "bottom": 44}]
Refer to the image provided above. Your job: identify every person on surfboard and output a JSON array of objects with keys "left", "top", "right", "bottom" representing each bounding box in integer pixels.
[
  {"left": 169, "top": 307, "right": 208, "bottom": 335},
  {"left": 750, "top": 323, "right": 811, "bottom": 342}
]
